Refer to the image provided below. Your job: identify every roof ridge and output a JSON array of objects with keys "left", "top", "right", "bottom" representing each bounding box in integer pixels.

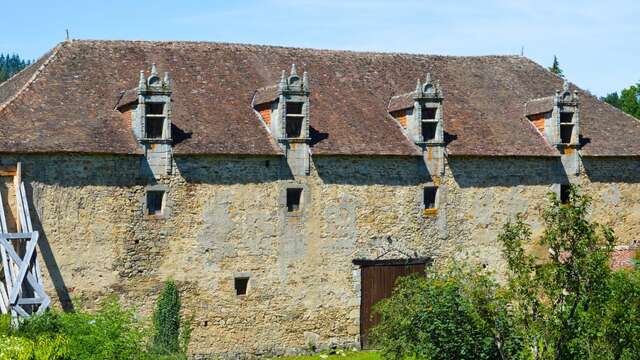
[
  {"left": 0, "top": 42, "right": 66, "bottom": 113},
  {"left": 68, "top": 39, "right": 524, "bottom": 59}
]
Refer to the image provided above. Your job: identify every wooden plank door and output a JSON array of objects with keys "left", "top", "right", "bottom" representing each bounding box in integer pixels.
[{"left": 360, "top": 262, "right": 426, "bottom": 349}]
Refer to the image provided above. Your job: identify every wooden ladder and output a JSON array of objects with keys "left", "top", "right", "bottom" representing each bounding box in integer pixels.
[{"left": 0, "top": 163, "right": 49, "bottom": 319}]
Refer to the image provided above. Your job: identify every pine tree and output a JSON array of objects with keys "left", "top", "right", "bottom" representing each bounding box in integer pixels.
[
  {"left": 0, "top": 53, "right": 31, "bottom": 83},
  {"left": 549, "top": 55, "right": 564, "bottom": 77}
]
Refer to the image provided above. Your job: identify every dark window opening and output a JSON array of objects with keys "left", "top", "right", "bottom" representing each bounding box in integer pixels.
[
  {"left": 146, "top": 117, "right": 165, "bottom": 139},
  {"left": 560, "top": 112, "right": 573, "bottom": 123},
  {"left": 146, "top": 102, "right": 165, "bottom": 115},
  {"left": 560, "top": 124, "right": 573, "bottom": 144},
  {"left": 286, "top": 102, "right": 304, "bottom": 115},
  {"left": 234, "top": 277, "right": 249, "bottom": 295},
  {"left": 422, "top": 107, "right": 437, "bottom": 120},
  {"left": 146, "top": 190, "right": 165, "bottom": 216},
  {"left": 424, "top": 187, "right": 438, "bottom": 209},
  {"left": 286, "top": 117, "right": 303, "bottom": 138},
  {"left": 560, "top": 184, "right": 571, "bottom": 204},
  {"left": 287, "top": 188, "right": 303, "bottom": 212},
  {"left": 422, "top": 122, "right": 437, "bottom": 141}
]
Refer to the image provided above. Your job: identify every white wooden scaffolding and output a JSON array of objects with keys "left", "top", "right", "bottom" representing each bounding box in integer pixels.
[{"left": 0, "top": 163, "right": 49, "bottom": 318}]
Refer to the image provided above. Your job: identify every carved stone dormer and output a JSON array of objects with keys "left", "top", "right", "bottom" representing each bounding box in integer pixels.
[
  {"left": 254, "top": 64, "right": 311, "bottom": 176},
  {"left": 525, "top": 81, "right": 580, "bottom": 175},
  {"left": 134, "top": 63, "right": 173, "bottom": 177},
  {"left": 553, "top": 81, "right": 580, "bottom": 148},
  {"left": 554, "top": 81, "right": 580, "bottom": 175},
  {"left": 388, "top": 73, "right": 445, "bottom": 176},
  {"left": 412, "top": 73, "right": 444, "bottom": 146}
]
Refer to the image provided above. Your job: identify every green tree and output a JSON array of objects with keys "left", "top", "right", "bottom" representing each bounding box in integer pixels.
[
  {"left": 601, "top": 83, "right": 640, "bottom": 119},
  {"left": 373, "top": 186, "right": 640, "bottom": 359},
  {"left": 499, "top": 186, "right": 616, "bottom": 358},
  {"left": 602, "top": 92, "right": 621, "bottom": 108},
  {"left": 152, "top": 280, "right": 182, "bottom": 355},
  {"left": 0, "top": 53, "right": 31, "bottom": 83},
  {"left": 548, "top": 56, "right": 564, "bottom": 78}
]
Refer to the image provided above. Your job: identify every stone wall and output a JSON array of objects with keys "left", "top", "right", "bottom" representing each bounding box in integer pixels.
[{"left": 0, "top": 153, "right": 638, "bottom": 358}]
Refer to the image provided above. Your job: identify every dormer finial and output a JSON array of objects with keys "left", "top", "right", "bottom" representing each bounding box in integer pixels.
[
  {"left": 138, "top": 70, "right": 146, "bottom": 89},
  {"left": 302, "top": 71, "right": 309, "bottom": 92},
  {"left": 279, "top": 70, "right": 287, "bottom": 90},
  {"left": 290, "top": 63, "right": 298, "bottom": 77},
  {"left": 415, "top": 79, "right": 422, "bottom": 93},
  {"left": 562, "top": 81, "right": 569, "bottom": 93},
  {"left": 163, "top": 72, "right": 170, "bottom": 87},
  {"left": 425, "top": 72, "right": 432, "bottom": 85},
  {"left": 151, "top": 63, "right": 158, "bottom": 77}
]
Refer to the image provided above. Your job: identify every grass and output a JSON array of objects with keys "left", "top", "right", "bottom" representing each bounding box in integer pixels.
[{"left": 276, "top": 350, "right": 381, "bottom": 360}]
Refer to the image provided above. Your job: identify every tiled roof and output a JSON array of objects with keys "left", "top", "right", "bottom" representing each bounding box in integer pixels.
[
  {"left": 524, "top": 96, "right": 554, "bottom": 116},
  {"left": 253, "top": 85, "right": 279, "bottom": 106},
  {"left": 0, "top": 40, "right": 638, "bottom": 156},
  {"left": 388, "top": 93, "right": 414, "bottom": 113}
]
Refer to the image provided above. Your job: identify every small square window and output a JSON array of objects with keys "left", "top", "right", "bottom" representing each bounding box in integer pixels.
[
  {"left": 286, "top": 102, "right": 304, "bottom": 115},
  {"left": 234, "top": 277, "right": 249, "bottom": 296},
  {"left": 146, "top": 190, "right": 165, "bottom": 216},
  {"left": 146, "top": 102, "right": 165, "bottom": 115},
  {"left": 146, "top": 117, "right": 165, "bottom": 139},
  {"left": 424, "top": 187, "right": 438, "bottom": 209},
  {"left": 560, "top": 184, "right": 570, "bottom": 204},
  {"left": 286, "top": 117, "right": 303, "bottom": 138},
  {"left": 287, "top": 188, "right": 303, "bottom": 212},
  {"left": 560, "top": 124, "right": 573, "bottom": 144},
  {"left": 421, "top": 122, "right": 437, "bottom": 141},
  {"left": 560, "top": 112, "right": 573, "bottom": 123},
  {"left": 422, "top": 107, "right": 437, "bottom": 120}
]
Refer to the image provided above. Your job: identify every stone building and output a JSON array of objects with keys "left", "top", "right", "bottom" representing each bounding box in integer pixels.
[{"left": 0, "top": 40, "right": 639, "bottom": 357}]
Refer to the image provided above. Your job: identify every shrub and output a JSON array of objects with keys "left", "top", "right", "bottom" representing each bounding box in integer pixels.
[
  {"left": 152, "top": 280, "right": 191, "bottom": 358},
  {"left": 373, "top": 186, "right": 640, "bottom": 360},
  {"left": 371, "top": 269, "right": 502, "bottom": 360},
  {"left": 12, "top": 299, "right": 148, "bottom": 360}
]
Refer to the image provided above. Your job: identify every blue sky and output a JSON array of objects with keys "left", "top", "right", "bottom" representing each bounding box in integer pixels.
[{"left": 2, "top": 0, "right": 638, "bottom": 96}]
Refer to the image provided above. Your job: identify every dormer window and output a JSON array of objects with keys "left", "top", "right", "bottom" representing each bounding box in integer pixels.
[
  {"left": 559, "top": 111, "right": 574, "bottom": 144},
  {"left": 387, "top": 73, "right": 443, "bottom": 145},
  {"left": 285, "top": 102, "right": 304, "bottom": 138},
  {"left": 422, "top": 107, "right": 437, "bottom": 120},
  {"left": 145, "top": 102, "right": 166, "bottom": 139},
  {"left": 131, "top": 63, "right": 173, "bottom": 177},
  {"left": 254, "top": 64, "right": 311, "bottom": 176},
  {"left": 421, "top": 106, "right": 438, "bottom": 142}
]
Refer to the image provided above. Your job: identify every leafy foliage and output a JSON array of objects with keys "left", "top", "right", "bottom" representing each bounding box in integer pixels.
[
  {"left": 373, "top": 186, "right": 640, "bottom": 360},
  {"left": 0, "top": 292, "right": 194, "bottom": 359},
  {"left": 602, "top": 83, "right": 640, "bottom": 119},
  {"left": 0, "top": 53, "right": 31, "bottom": 83},
  {"left": 371, "top": 269, "right": 502, "bottom": 360},
  {"left": 1, "top": 299, "right": 148, "bottom": 360},
  {"left": 548, "top": 56, "right": 564, "bottom": 78}
]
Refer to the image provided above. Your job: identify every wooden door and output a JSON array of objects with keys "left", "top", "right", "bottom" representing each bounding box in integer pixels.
[{"left": 360, "top": 262, "right": 426, "bottom": 349}]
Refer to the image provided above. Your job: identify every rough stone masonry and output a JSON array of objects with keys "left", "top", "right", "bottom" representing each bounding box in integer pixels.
[{"left": 0, "top": 40, "right": 639, "bottom": 358}]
